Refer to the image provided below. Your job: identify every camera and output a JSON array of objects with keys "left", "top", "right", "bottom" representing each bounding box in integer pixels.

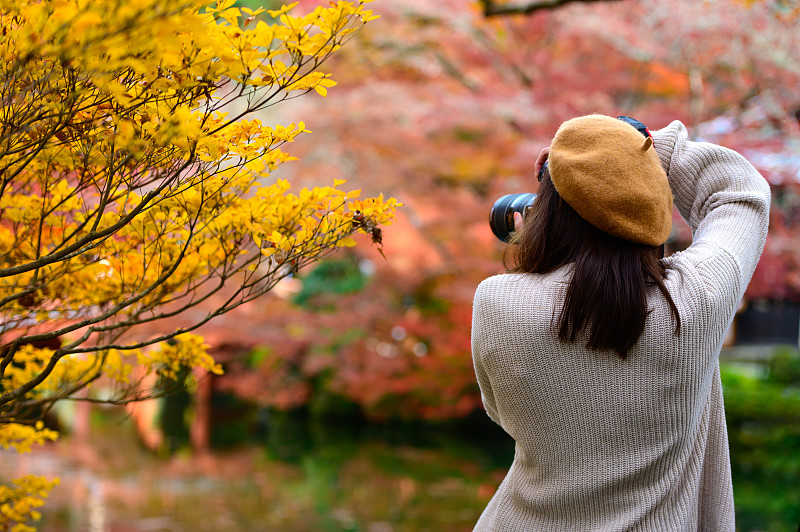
[
  {"left": 489, "top": 192, "right": 537, "bottom": 242},
  {"left": 488, "top": 116, "right": 651, "bottom": 243}
]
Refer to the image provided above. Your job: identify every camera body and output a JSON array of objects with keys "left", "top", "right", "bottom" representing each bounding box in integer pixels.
[{"left": 488, "top": 116, "right": 651, "bottom": 243}]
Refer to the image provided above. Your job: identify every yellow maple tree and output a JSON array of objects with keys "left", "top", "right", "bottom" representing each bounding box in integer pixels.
[{"left": 0, "top": 0, "right": 396, "bottom": 528}]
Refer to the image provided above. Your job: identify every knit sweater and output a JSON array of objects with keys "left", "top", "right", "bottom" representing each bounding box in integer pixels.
[{"left": 471, "top": 121, "right": 770, "bottom": 531}]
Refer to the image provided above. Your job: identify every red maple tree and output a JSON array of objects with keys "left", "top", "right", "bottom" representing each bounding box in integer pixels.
[{"left": 206, "top": 0, "right": 800, "bottom": 419}]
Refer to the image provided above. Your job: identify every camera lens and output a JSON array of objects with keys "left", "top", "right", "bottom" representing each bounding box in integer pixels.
[{"left": 489, "top": 192, "right": 537, "bottom": 242}]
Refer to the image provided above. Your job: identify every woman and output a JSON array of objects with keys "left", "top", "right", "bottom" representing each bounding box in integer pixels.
[{"left": 471, "top": 115, "right": 770, "bottom": 531}]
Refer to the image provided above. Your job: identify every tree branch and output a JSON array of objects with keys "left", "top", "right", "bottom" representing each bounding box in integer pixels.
[{"left": 479, "top": 0, "right": 623, "bottom": 17}]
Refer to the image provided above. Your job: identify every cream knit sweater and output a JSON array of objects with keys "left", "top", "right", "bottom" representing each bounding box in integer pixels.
[{"left": 471, "top": 121, "right": 770, "bottom": 531}]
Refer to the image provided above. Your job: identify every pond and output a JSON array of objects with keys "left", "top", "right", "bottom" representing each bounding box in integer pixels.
[
  {"left": 2, "top": 356, "right": 799, "bottom": 532},
  {"left": 2, "top": 410, "right": 514, "bottom": 532}
]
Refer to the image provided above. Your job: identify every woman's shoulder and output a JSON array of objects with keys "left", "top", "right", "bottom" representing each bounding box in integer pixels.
[
  {"left": 475, "top": 267, "right": 572, "bottom": 301},
  {"left": 474, "top": 274, "right": 521, "bottom": 306},
  {"left": 476, "top": 272, "right": 525, "bottom": 290}
]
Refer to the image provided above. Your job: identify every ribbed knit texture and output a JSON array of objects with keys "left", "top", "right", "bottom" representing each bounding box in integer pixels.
[{"left": 471, "top": 121, "right": 770, "bottom": 531}]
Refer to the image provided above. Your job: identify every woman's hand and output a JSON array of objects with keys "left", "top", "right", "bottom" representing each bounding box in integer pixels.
[
  {"left": 535, "top": 147, "right": 550, "bottom": 179},
  {"left": 513, "top": 211, "right": 524, "bottom": 231},
  {"left": 513, "top": 147, "right": 551, "bottom": 233}
]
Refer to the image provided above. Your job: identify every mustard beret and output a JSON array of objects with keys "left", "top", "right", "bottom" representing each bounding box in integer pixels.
[{"left": 548, "top": 115, "right": 672, "bottom": 246}]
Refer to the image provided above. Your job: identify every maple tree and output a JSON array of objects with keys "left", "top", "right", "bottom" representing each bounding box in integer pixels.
[
  {"left": 0, "top": 0, "right": 396, "bottom": 528},
  {"left": 211, "top": 0, "right": 799, "bottom": 422}
]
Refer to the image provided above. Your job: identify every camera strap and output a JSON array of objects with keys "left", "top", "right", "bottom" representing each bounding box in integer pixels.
[{"left": 616, "top": 115, "right": 652, "bottom": 140}]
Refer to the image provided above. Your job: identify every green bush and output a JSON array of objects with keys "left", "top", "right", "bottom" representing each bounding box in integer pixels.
[{"left": 721, "top": 347, "right": 800, "bottom": 531}]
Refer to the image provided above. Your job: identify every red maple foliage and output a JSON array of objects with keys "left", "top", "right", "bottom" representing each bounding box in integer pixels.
[{"left": 200, "top": 0, "right": 800, "bottom": 420}]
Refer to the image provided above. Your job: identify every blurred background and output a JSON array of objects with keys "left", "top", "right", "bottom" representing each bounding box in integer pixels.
[{"left": 3, "top": 0, "right": 800, "bottom": 530}]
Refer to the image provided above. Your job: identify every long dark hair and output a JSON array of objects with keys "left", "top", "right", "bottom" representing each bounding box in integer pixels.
[{"left": 504, "top": 168, "right": 680, "bottom": 359}]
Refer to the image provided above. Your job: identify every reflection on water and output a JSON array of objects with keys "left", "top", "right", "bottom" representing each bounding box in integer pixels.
[
  {"left": 0, "top": 409, "right": 514, "bottom": 532},
  {"left": 3, "top": 388, "right": 797, "bottom": 531}
]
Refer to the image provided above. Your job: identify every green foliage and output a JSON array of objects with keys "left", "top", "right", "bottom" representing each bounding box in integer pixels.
[
  {"left": 246, "top": 347, "right": 272, "bottom": 369},
  {"left": 263, "top": 407, "right": 314, "bottom": 462},
  {"left": 406, "top": 277, "right": 451, "bottom": 315},
  {"left": 235, "top": 0, "right": 282, "bottom": 10},
  {"left": 209, "top": 392, "right": 253, "bottom": 448},
  {"left": 766, "top": 345, "right": 800, "bottom": 385},
  {"left": 721, "top": 348, "right": 800, "bottom": 530},
  {"left": 722, "top": 364, "right": 800, "bottom": 420},
  {"left": 292, "top": 256, "right": 369, "bottom": 309},
  {"left": 308, "top": 384, "right": 362, "bottom": 421}
]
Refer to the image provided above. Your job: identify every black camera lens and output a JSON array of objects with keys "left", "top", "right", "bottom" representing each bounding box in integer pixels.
[{"left": 489, "top": 192, "right": 537, "bottom": 242}]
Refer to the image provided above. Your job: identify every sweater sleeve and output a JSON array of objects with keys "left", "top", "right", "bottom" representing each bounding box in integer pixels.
[
  {"left": 471, "top": 281, "right": 502, "bottom": 426},
  {"left": 651, "top": 121, "right": 770, "bottom": 306}
]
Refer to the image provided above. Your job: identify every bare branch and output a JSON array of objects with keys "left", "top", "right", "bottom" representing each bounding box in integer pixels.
[{"left": 479, "top": 0, "right": 623, "bottom": 17}]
